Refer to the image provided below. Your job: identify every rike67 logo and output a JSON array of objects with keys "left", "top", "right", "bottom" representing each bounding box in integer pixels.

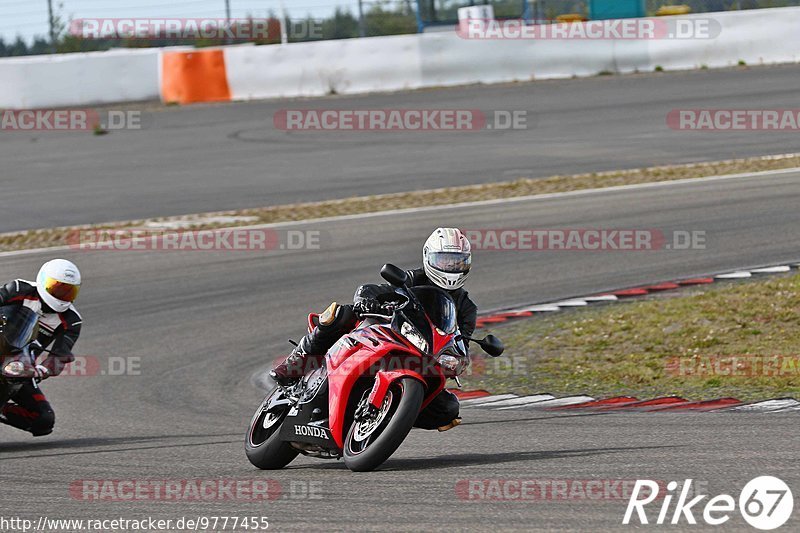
[{"left": 623, "top": 477, "right": 794, "bottom": 530}]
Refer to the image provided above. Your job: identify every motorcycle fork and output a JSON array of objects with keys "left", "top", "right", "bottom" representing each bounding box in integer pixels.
[
  {"left": 353, "top": 389, "right": 379, "bottom": 422},
  {"left": 276, "top": 375, "right": 330, "bottom": 421}
]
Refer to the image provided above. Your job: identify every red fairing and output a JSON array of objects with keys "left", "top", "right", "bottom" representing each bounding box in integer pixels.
[
  {"left": 325, "top": 322, "right": 452, "bottom": 449},
  {"left": 428, "top": 316, "right": 454, "bottom": 356},
  {"left": 368, "top": 370, "right": 422, "bottom": 410}
]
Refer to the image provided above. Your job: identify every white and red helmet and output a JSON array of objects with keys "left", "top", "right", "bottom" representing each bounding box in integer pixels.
[
  {"left": 37, "top": 259, "right": 81, "bottom": 313},
  {"left": 422, "top": 228, "right": 472, "bottom": 290}
]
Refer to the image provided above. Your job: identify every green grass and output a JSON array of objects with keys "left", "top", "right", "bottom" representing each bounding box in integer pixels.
[{"left": 465, "top": 272, "right": 800, "bottom": 401}]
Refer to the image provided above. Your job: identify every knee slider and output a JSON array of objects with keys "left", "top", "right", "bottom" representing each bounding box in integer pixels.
[
  {"left": 30, "top": 409, "right": 55, "bottom": 436},
  {"left": 443, "top": 392, "right": 460, "bottom": 419},
  {"left": 318, "top": 302, "right": 355, "bottom": 332}
]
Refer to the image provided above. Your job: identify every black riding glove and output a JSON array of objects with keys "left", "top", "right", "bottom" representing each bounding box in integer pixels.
[{"left": 354, "top": 299, "right": 391, "bottom": 316}]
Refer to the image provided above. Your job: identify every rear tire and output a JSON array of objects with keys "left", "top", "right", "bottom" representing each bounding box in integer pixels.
[
  {"left": 343, "top": 378, "right": 424, "bottom": 472},
  {"left": 245, "top": 391, "right": 299, "bottom": 470}
]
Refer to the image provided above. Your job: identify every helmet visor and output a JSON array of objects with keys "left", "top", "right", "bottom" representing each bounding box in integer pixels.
[
  {"left": 427, "top": 251, "right": 471, "bottom": 274},
  {"left": 43, "top": 277, "right": 80, "bottom": 303}
]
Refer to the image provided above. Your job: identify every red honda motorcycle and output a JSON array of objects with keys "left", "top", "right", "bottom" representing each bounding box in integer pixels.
[{"left": 245, "top": 264, "right": 504, "bottom": 472}]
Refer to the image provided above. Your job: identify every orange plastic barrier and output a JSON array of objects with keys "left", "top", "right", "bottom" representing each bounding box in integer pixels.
[{"left": 161, "top": 49, "right": 231, "bottom": 105}]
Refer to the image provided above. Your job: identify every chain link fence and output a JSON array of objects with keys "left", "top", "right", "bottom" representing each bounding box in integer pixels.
[
  {"left": 534, "top": 0, "right": 800, "bottom": 19},
  {"left": 422, "top": 0, "right": 800, "bottom": 22}
]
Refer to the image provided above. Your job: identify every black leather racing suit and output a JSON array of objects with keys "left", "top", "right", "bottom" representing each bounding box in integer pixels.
[
  {"left": 295, "top": 268, "right": 478, "bottom": 429},
  {"left": 0, "top": 280, "right": 82, "bottom": 435},
  {"left": 354, "top": 268, "right": 478, "bottom": 338}
]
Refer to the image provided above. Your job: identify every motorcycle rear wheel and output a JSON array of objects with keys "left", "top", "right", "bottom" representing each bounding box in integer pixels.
[
  {"left": 343, "top": 377, "right": 424, "bottom": 472},
  {"left": 245, "top": 390, "right": 299, "bottom": 470}
]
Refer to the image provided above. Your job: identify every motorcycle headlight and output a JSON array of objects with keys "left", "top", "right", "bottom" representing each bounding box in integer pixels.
[
  {"left": 400, "top": 321, "right": 428, "bottom": 353},
  {"left": 2, "top": 361, "right": 28, "bottom": 378}
]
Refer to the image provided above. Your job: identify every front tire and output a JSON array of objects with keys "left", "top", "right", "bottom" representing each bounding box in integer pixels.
[
  {"left": 245, "top": 391, "right": 299, "bottom": 470},
  {"left": 343, "top": 378, "right": 424, "bottom": 472}
]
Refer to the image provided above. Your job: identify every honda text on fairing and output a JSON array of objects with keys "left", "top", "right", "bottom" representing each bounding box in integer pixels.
[{"left": 245, "top": 264, "right": 504, "bottom": 472}]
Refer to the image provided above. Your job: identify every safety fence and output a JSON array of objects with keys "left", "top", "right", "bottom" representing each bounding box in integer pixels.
[{"left": 1, "top": 7, "right": 798, "bottom": 109}]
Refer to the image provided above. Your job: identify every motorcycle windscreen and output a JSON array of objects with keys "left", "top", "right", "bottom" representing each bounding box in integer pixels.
[
  {"left": 407, "top": 287, "right": 458, "bottom": 334},
  {"left": 0, "top": 305, "right": 40, "bottom": 352}
]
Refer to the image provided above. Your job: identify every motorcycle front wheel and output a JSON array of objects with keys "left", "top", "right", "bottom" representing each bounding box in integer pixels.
[
  {"left": 343, "top": 377, "right": 424, "bottom": 472},
  {"left": 245, "top": 389, "right": 299, "bottom": 470}
]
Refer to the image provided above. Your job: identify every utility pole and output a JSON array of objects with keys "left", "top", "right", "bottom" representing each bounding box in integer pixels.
[
  {"left": 278, "top": 0, "right": 288, "bottom": 44},
  {"left": 358, "top": 0, "right": 366, "bottom": 38},
  {"left": 224, "top": 0, "right": 231, "bottom": 44},
  {"left": 47, "top": 0, "right": 56, "bottom": 53}
]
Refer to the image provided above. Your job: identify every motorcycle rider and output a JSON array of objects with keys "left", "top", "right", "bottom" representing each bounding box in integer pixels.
[
  {"left": 0, "top": 259, "right": 82, "bottom": 436},
  {"left": 270, "top": 228, "right": 476, "bottom": 432}
]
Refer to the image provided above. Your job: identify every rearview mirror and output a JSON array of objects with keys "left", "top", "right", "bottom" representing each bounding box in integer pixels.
[
  {"left": 477, "top": 335, "right": 504, "bottom": 357},
  {"left": 381, "top": 264, "right": 408, "bottom": 288}
]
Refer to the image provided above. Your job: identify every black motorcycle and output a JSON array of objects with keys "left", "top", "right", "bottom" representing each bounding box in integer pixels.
[{"left": 0, "top": 305, "right": 42, "bottom": 406}]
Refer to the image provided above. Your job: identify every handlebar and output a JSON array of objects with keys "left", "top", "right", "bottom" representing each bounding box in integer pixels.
[{"left": 358, "top": 312, "right": 393, "bottom": 321}]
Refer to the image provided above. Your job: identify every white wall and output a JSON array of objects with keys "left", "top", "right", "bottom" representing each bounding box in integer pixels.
[
  {"left": 417, "top": 34, "right": 620, "bottom": 86},
  {"left": 223, "top": 33, "right": 423, "bottom": 100},
  {"left": 225, "top": 6, "right": 800, "bottom": 102},
  {"left": 646, "top": 8, "right": 800, "bottom": 71},
  {"left": 0, "top": 48, "right": 160, "bottom": 109},
  {"left": 0, "top": 7, "right": 798, "bottom": 109}
]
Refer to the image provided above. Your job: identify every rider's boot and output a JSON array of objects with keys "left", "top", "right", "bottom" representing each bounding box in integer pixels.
[
  {"left": 437, "top": 418, "right": 462, "bottom": 432},
  {"left": 414, "top": 389, "right": 462, "bottom": 431},
  {"left": 270, "top": 303, "right": 356, "bottom": 386},
  {"left": 269, "top": 344, "right": 323, "bottom": 386}
]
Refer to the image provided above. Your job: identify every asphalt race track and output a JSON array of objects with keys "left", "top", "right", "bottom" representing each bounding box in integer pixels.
[
  {"left": 2, "top": 65, "right": 800, "bottom": 232},
  {"left": 1, "top": 172, "right": 799, "bottom": 531}
]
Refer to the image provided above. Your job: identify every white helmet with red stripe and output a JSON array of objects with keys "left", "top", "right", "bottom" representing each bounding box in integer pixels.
[
  {"left": 37, "top": 259, "right": 81, "bottom": 313},
  {"left": 422, "top": 228, "right": 472, "bottom": 291}
]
